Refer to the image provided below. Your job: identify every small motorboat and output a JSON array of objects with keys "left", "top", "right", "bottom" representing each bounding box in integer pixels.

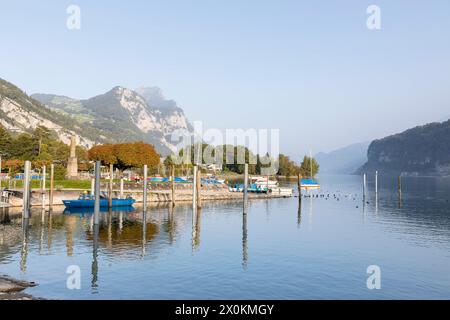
[{"left": 63, "top": 193, "right": 136, "bottom": 208}]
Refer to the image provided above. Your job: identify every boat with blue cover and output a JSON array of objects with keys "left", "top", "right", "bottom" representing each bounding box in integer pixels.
[
  {"left": 301, "top": 178, "right": 320, "bottom": 190},
  {"left": 63, "top": 193, "right": 136, "bottom": 208}
]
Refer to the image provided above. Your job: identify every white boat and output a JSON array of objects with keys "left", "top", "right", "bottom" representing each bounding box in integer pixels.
[{"left": 251, "top": 176, "right": 278, "bottom": 189}]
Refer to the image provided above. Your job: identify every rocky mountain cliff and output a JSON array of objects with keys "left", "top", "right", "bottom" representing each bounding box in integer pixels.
[
  {"left": 31, "top": 86, "right": 193, "bottom": 155},
  {"left": 0, "top": 78, "right": 110, "bottom": 148},
  {"left": 358, "top": 120, "right": 450, "bottom": 176}
]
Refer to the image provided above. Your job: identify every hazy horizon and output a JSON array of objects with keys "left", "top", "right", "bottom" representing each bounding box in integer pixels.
[{"left": 1, "top": 0, "right": 449, "bottom": 160}]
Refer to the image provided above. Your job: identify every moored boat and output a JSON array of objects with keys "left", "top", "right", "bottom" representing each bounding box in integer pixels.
[
  {"left": 63, "top": 193, "right": 136, "bottom": 208},
  {"left": 300, "top": 178, "right": 320, "bottom": 191}
]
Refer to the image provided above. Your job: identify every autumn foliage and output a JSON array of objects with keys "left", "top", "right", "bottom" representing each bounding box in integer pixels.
[{"left": 88, "top": 142, "right": 160, "bottom": 170}]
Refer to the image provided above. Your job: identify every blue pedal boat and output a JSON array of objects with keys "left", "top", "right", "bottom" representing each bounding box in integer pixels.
[{"left": 63, "top": 194, "right": 136, "bottom": 208}]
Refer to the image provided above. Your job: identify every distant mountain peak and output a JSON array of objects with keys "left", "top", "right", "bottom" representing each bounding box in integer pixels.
[
  {"left": 135, "top": 86, "right": 179, "bottom": 111},
  {"left": 29, "top": 84, "right": 193, "bottom": 155}
]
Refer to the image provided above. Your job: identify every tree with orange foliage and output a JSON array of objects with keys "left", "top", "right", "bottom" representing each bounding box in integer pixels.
[
  {"left": 4, "top": 160, "right": 25, "bottom": 175},
  {"left": 88, "top": 144, "right": 117, "bottom": 165},
  {"left": 88, "top": 142, "right": 160, "bottom": 171}
]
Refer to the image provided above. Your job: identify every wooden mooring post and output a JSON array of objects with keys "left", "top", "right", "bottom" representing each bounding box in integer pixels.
[
  {"left": 297, "top": 173, "right": 302, "bottom": 198},
  {"left": 171, "top": 166, "right": 176, "bottom": 207},
  {"left": 243, "top": 164, "right": 249, "bottom": 214},
  {"left": 41, "top": 165, "right": 46, "bottom": 209},
  {"left": 120, "top": 178, "right": 124, "bottom": 199},
  {"left": 93, "top": 161, "right": 101, "bottom": 225},
  {"left": 91, "top": 178, "right": 95, "bottom": 195},
  {"left": 23, "top": 161, "right": 31, "bottom": 219},
  {"left": 363, "top": 173, "right": 367, "bottom": 200},
  {"left": 143, "top": 165, "right": 148, "bottom": 212},
  {"left": 49, "top": 164, "right": 54, "bottom": 211},
  {"left": 196, "top": 168, "right": 202, "bottom": 209},
  {"left": 398, "top": 175, "right": 402, "bottom": 198},
  {"left": 375, "top": 171, "right": 378, "bottom": 195},
  {"left": 108, "top": 164, "right": 113, "bottom": 208},
  {"left": 192, "top": 165, "right": 198, "bottom": 214}
]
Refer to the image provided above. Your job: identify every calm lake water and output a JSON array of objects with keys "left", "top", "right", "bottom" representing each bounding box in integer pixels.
[{"left": 1, "top": 174, "right": 450, "bottom": 300}]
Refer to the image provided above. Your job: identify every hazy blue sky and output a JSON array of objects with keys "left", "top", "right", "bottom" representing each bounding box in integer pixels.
[{"left": 1, "top": 1, "right": 450, "bottom": 160}]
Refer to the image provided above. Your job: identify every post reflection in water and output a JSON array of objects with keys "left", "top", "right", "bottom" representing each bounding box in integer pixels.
[
  {"left": 47, "top": 210, "right": 53, "bottom": 252},
  {"left": 192, "top": 208, "right": 202, "bottom": 251},
  {"left": 191, "top": 207, "right": 197, "bottom": 253},
  {"left": 119, "top": 211, "right": 123, "bottom": 234},
  {"left": 375, "top": 193, "right": 379, "bottom": 219},
  {"left": 242, "top": 210, "right": 248, "bottom": 270},
  {"left": 142, "top": 210, "right": 147, "bottom": 258},
  {"left": 308, "top": 195, "right": 313, "bottom": 230},
  {"left": 167, "top": 205, "right": 175, "bottom": 244},
  {"left": 39, "top": 209, "right": 45, "bottom": 254},
  {"left": 1, "top": 207, "right": 11, "bottom": 224},
  {"left": 107, "top": 209, "right": 113, "bottom": 249},
  {"left": 91, "top": 223, "right": 99, "bottom": 293},
  {"left": 297, "top": 197, "right": 302, "bottom": 228},
  {"left": 20, "top": 218, "right": 30, "bottom": 273},
  {"left": 65, "top": 215, "right": 76, "bottom": 257}
]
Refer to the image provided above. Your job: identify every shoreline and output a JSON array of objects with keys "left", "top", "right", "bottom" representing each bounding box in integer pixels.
[
  {"left": 4, "top": 185, "right": 295, "bottom": 208},
  {"left": 0, "top": 275, "right": 39, "bottom": 300}
]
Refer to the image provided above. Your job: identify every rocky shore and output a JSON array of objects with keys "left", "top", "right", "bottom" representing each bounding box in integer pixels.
[{"left": 0, "top": 275, "right": 39, "bottom": 300}]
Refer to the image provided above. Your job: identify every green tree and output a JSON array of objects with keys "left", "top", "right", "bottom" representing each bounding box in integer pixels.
[
  {"left": 0, "top": 124, "right": 12, "bottom": 158},
  {"left": 277, "top": 154, "right": 300, "bottom": 177},
  {"left": 54, "top": 164, "right": 67, "bottom": 180},
  {"left": 300, "top": 155, "right": 319, "bottom": 178}
]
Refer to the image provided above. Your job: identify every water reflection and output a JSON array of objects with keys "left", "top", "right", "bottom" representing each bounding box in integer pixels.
[
  {"left": 192, "top": 209, "right": 202, "bottom": 251},
  {"left": 48, "top": 211, "right": 53, "bottom": 252},
  {"left": 297, "top": 197, "right": 302, "bottom": 228},
  {"left": 1, "top": 175, "right": 450, "bottom": 300},
  {"left": 20, "top": 218, "right": 29, "bottom": 272},
  {"left": 166, "top": 205, "right": 175, "bottom": 244},
  {"left": 142, "top": 210, "right": 147, "bottom": 257},
  {"left": 91, "top": 223, "right": 99, "bottom": 293},
  {"left": 39, "top": 209, "right": 45, "bottom": 254},
  {"left": 242, "top": 211, "right": 248, "bottom": 269}
]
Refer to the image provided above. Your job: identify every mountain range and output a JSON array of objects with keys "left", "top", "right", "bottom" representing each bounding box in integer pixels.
[{"left": 0, "top": 78, "right": 192, "bottom": 155}]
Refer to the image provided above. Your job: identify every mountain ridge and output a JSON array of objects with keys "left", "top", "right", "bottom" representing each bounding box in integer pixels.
[
  {"left": 31, "top": 85, "right": 193, "bottom": 155},
  {"left": 358, "top": 119, "right": 450, "bottom": 176}
]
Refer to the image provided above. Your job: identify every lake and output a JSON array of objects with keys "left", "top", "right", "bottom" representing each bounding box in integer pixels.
[{"left": 1, "top": 174, "right": 450, "bottom": 299}]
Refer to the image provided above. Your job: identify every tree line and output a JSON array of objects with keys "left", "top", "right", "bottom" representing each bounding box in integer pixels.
[
  {"left": 163, "top": 143, "right": 319, "bottom": 177},
  {"left": 1, "top": 124, "right": 319, "bottom": 178}
]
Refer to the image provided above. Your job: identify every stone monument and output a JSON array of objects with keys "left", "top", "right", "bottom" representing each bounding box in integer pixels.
[{"left": 66, "top": 135, "right": 78, "bottom": 179}]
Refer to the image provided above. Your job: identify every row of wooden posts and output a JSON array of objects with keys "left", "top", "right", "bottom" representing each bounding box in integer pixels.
[
  {"left": 21, "top": 161, "right": 55, "bottom": 219},
  {"left": 19, "top": 160, "right": 212, "bottom": 219}
]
